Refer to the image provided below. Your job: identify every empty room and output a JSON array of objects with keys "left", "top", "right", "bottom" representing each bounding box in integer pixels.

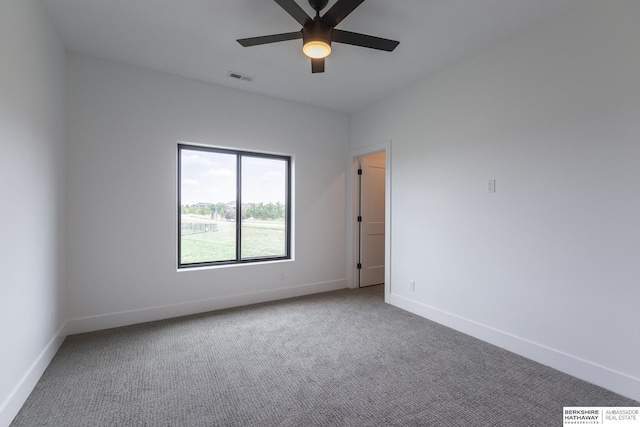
[{"left": 1, "top": 0, "right": 639, "bottom": 425}]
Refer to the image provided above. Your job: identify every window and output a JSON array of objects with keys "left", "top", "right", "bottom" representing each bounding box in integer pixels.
[{"left": 178, "top": 144, "right": 291, "bottom": 268}]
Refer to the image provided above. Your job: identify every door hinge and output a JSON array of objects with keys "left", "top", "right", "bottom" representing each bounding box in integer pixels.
[
  {"left": 357, "top": 216, "right": 362, "bottom": 222},
  {"left": 357, "top": 263, "right": 362, "bottom": 269},
  {"left": 357, "top": 168, "right": 363, "bottom": 175}
]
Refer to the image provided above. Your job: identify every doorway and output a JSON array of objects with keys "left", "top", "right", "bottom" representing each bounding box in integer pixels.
[{"left": 357, "top": 152, "right": 386, "bottom": 288}]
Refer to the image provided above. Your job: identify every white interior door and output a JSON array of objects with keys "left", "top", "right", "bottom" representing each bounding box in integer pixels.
[{"left": 359, "top": 154, "right": 385, "bottom": 287}]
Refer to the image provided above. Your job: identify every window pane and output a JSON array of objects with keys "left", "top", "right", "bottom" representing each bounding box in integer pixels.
[
  {"left": 241, "top": 156, "right": 287, "bottom": 259},
  {"left": 180, "top": 149, "right": 237, "bottom": 264}
]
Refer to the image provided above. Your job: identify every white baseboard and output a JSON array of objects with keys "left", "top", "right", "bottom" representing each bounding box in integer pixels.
[
  {"left": 0, "top": 325, "right": 66, "bottom": 427},
  {"left": 390, "top": 293, "right": 640, "bottom": 403},
  {"left": 64, "top": 279, "right": 348, "bottom": 336}
]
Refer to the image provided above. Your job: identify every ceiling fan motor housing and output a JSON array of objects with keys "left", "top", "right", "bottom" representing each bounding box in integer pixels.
[{"left": 303, "top": 20, "right": 332, "bottom": 48}]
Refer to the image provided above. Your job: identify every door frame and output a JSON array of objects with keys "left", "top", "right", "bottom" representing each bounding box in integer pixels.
[{"left": 348, "top": 141, "right": 391, "bottom": 303}]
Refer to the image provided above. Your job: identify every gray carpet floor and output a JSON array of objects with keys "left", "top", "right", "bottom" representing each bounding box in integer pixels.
[{"left": 12, "top": 285, "right": 637, "bottom": 426}]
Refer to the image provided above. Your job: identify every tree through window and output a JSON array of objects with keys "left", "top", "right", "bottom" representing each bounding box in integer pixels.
[{"left": 178, "top": 144, "right": 291, "bottom": 268}]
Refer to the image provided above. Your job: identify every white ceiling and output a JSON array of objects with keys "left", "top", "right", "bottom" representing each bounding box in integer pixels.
[{"left": 41, "top": 0, "right": 581, "bottom": 113}]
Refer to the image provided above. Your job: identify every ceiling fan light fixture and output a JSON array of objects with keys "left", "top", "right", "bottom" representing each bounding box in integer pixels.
[{"left": 303, "top": 40, "right": 331, "bottom": 59}]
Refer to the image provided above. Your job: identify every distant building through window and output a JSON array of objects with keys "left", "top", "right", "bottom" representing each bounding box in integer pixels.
[{"left": 178, "top": 144, "right": 291, "bottom": 268}]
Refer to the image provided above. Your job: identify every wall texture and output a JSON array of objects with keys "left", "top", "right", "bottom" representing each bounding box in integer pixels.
[
  {"left": 0, "top": 0, "right": 67, "bottom": 424},
  {"left": 64, "top": 54, "right": 350, "bottom": 332},
  {"left": 350, "top": 0, "right": 640, "bottom": 401}
]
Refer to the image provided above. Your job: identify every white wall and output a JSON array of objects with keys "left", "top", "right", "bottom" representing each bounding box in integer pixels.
[
  {"left": 350, "top": 0, "right": 640, "bottom": 401},
  {"left": 64, "top": 54, "right": 350, "bottom": 332},
  {"left": 0, "top": 0, "right": 67, "bottom": 424}
]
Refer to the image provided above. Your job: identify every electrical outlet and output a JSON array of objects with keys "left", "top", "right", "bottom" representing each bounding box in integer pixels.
[
  {"left": 410, "top": 281, "right": 416, "bottom": 292},
  {"left": 280, "top": 272, "right": 286, "bottom": 281}
]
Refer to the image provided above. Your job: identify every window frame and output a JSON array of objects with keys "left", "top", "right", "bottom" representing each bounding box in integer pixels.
[{"left": 177, "top": 143, "right": 292, "bottom": 269}]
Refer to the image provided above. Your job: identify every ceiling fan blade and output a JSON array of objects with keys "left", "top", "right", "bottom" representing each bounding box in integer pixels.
[
  {"left": 311, "top": 58, "right": 325, "bottom": 73},
  {"left": 332, "top": 29, "right": 399, "bottom": 51},
  {"left": 274, "top": 0, "right": 312, "bottom": 26},
  {"left": 237, "top": 31, "right": 302, "bottom": 47},
  {"left": 321, "top": 0, "right": 365, "bottom": 28}
]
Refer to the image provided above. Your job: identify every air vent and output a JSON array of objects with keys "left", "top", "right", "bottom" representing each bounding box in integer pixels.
[{"left": 227, "top": 71, "right": 253, "bottom": 82}]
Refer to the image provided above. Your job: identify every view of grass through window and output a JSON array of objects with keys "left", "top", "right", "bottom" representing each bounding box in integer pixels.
[{"left": 178, "top": 145, "right": 290, "bottom": 267}]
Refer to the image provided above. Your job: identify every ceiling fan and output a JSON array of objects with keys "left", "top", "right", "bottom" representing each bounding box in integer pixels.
[{"left": 237, "top": 0, "right": 399, "bottom": 73}]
